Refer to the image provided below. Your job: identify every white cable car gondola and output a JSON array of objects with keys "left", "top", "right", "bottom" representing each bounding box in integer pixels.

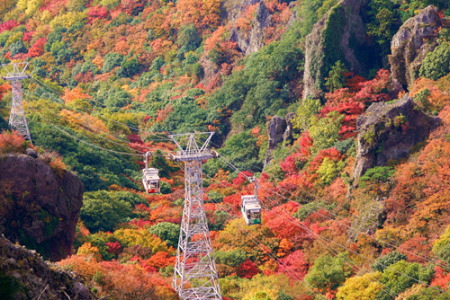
[
  {"left": 142, "top": 151, "right": 160, "bottom": 194},
  {"left": 241, "top": 195, "right": 261, "bottom": 225},
  {"left": 241, "top": 177, "right": 261, "bottom": 225}
]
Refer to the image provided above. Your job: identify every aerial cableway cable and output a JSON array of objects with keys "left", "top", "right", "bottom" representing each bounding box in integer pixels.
[
  {"left": 36, "top": 100, "right": 447, "bottom": 294},
  {"left": 27, "top": 77, "right": 173, "bottom": 143},
  {"left": 211, "top": 153, "right": 450, "bottom": 296},
  {"left": 193, "top": 164, "right": 398, "bottom": 299},
  {"left": 20, "top": 78, "right": 450, "bottom": 294},
  {"left": 211, "top": 139, "right": 450, "bottom": 269},
  {"left": 28, "top": 104, "right": 143, "bottom": 157},
  {"left": 169, "top": 161, "right": 329, "bottom": 299}
]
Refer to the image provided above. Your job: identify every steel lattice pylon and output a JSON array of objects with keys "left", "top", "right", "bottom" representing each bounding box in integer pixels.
[
  {"left": 169, "top": 132, "right": 222, "bottom": 300},
  {"left": 2, "top": 63, "right": 31, "bottom": 141}
]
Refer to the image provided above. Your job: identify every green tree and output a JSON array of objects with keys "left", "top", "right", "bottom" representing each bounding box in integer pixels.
[
  {"left": 432, "top": 225, "right": 450, "bottom": 265},
  {"left": 160, "top": 181, "right": 172, "bottom": 194},
  {"left": 406, "top": 286, "right": 450, "bottom": 300},
  {"left": 292, "top": 98, "right": 322, "bottom": 132},
  {"left": 80, "top": 191, "right": 135, "bottom": 233},
  {"left": 83, "top": 231, "right": 119, "bottom": 260},
  {"left": 366, "top": 0, "right": 401, "bottom": 62},
  {"left": 325, "top": 60, "right": 347, "bottom": 92},
  {"left": 207, "top": 190, "right": 224, "bottom": 203},
  {"left": 149, "top": 150, "right": 178, "bottom": 178},
  {"left": 317, "top": 157, "right": 345, "bottom": 185},
  {"left": 215, "top": 249, "right": 247, "bottom": 267},
  {"left": 304, "top": 253, "right": 352, "bottom": 293},
  {"left": 149, "top": 222, "right": 180, "bottom": 248},
  {"left": 177, "top": 24, "right": 202, "bottom": 54},
  {"left": 378, "top": 260, "right": 434, "bottom": 300},
  {"left": 371, "top": 251, "right": 407, "bottom": 272},
  {"left": 9, "top": 41, "right": 27, "bottom": 56},
  {"left": 360, "top": 166, "right": 395, "bottom": 187},
  {"left": 298, "top": 0, "right": 339, "bottom": 38},
  {"left": 204, "top": 130, "right": 262, "bottom": 175},
  {"left": 102, "top": 52, "right": 124, "bottom": 73},
  {"left": 309, "top": 111, "right": 343, "bottom": 152},
  {"left": 294, "top": 200, "right": 335, "bottom": 220},
  {"left": 151, "top": 56, "right": 165, "bottom": 71},
  {"left": 104, "top": 89, "right": 132, "bottom": 109},
  {"left": 116, "top": 57, "right": 141, "bottom": 78},
  {"left": 419, "top": 43, "right": 450, "bottom": 81},
  {"left": 211, "top": 210, "right": 229, "bottom": 231},
  {"left": 100, "top": 0, "right": 120, "bottom": 9},
  {"left": 0, "top": 115, "right": 8, "bottom": 130}
]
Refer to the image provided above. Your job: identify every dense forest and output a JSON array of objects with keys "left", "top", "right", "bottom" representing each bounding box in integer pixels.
[{"left": 1, "top": 0, "right": 450, "bottom": 298}]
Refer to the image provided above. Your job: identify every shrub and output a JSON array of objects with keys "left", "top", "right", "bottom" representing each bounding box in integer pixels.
[
  {"left": 419, "top": 43, "right": 450, "bottom": 81},
  {"left": 371, "top": 251, "right": 407, "bottom": 272},
  {"left": 0, "top": 131, "right": 26, "bottom": 155},
  {"left": 149, "top": 222, "right": 180, "bottom": 248}
]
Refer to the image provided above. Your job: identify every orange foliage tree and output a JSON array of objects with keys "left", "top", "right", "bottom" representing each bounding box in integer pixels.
[
  {"left": 0, "top": 131, "right": 27, "bottom": 155},
  {"left": 58, "top": 255, "right": 177, "bottom": 299},
  {"left": 384, "top": 105, "right": 450, "bottom": 242}
]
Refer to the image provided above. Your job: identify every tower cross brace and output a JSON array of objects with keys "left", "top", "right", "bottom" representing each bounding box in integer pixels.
[
  {"left": 169, "top": 132, "right": 222, "bottom": 300},
  {"left": 2, "top": 62, "right": 31, "bottom": 141}
]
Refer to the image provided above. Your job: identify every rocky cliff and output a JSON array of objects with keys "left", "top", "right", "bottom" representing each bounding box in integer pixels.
[
  {"left": 353, "top": 94, "right": 440, "bottom": 179},
  {"left": 230, "top": 0, "right": 272, "bottom": 55},
  {"left": 0, "top": 153, "right": 84, "bottom": 261},
  {"left": 264, "top": 113, "right": 295, "bottom": 165},
  {"left": 0, "top": 235, "right": 92, "bottom": 299},
  {"left": 389, "top": 5, "right": 442, "bottom": 90},
  {"left": 303, "top": 0, "right": 370, "bottom": 99}
]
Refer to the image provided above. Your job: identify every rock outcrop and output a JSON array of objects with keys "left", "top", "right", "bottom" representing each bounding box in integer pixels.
[
  {"left": 230, "top": 1, "right": 272, "bottom": 55},
  {"left": 353, "top": 94, "right": 440, "bottom": 179},
  {"left": 0, "top": 235, "right": 92, "bottom": 299},
  {"left": 389, "top": 5, "right": 442, "bottom": 90},
  {"left": 265, "top": 113, "right": 295, "bottom": 165},
  {"left": 303, "top": 0, "right": 369, "bottom": 99},
  {"left": 0, "top": 154, "right": 84, "bottom": 261}
]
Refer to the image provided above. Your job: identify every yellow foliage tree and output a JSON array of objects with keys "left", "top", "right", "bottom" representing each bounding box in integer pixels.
[
  {"left": 49, "top": 11, "right": 86, "bottom": 28},
  {"left": 336, "top": 272, "right": 384, "bottom": 300},
  {"left": 113, "top": 228, "right": 169, "bottom": 254},
  {"left": 76, "top": 242, "right": 102, "bottom": 261},
  {"left": 17, "top": 0, "right": 43, "bottom": 16}
]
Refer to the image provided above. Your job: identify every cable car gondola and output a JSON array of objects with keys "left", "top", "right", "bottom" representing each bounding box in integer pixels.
[
  {"left": 142, "top": 151, "right": 160, "bottom": 194},
  {"left": 241, "top": 176, "right": 261, "bottom": 225},
  {"left": 241, "top": 195, "right": 261, "bottom": 225}
]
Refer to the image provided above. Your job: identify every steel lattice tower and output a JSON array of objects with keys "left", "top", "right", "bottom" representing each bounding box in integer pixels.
[
  {"left": 169, "top": 132, "right": 222, "bottom": 300},
  {"left": 2, "top": 62, "right": 31, "bottom": 140}
]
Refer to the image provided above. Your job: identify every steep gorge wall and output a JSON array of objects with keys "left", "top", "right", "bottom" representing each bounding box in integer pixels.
[
  {"left": 303, "top": 0, "right": 370, "bottom": 99},
  {"left": 0, "top": 153, "right": 84, "bottom": 261},
  {"left": 353, "top": 94, "right": 440, "bottom": 179},
  {"left": 0, "top": 235, "right": 92, "bottom": 299},
  {"left": 389, "top": 5, "right": 442, "bottom": 90}
]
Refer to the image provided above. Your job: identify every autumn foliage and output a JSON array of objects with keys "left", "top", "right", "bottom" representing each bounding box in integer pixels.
[{"left": 1, "top": 0, "right": 450, "bottom": 298}]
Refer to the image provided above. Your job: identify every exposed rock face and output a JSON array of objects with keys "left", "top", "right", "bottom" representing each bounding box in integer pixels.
[
  {"left": 265, "top": 113, "right": 295, "bottom": 165},
  {"left": 389, "top": 5, "right": 442, "bottom": 90},
  {"left": 202, "top": 0, "right": 295, "bottom": 79},
  {"left": 0, "top": 154, "right": 84, "bottom": 261},
  {"left": 230, "top": 1, "right": 272, "bottom": 55},
  {"left": 0, "top": 235, "right": 92, "bottom": 299},
  {"left": 354, "top": 94, "right": 440, "bottom": 179},
  {"left": 303, "top": 0, "right": 369, "bottom": 99},
  {"left": 268, "top": 116, "right": 287, "bottom": 149}
]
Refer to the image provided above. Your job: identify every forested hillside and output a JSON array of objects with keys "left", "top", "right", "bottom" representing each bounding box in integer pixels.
[{"left": 1, "top": 0, "right": 450, "bottom": 298}]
